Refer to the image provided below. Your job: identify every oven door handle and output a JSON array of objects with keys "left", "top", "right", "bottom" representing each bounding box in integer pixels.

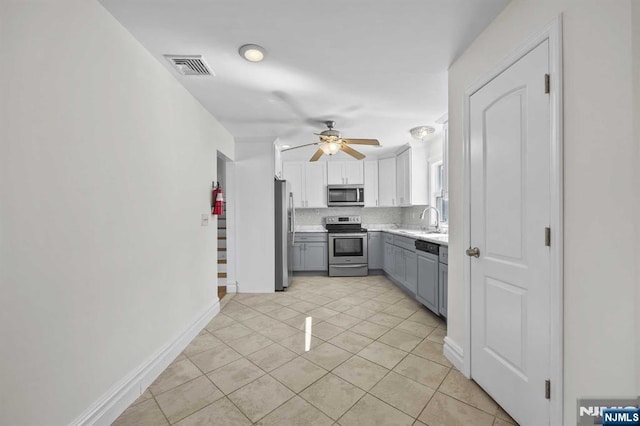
[
  {"left": 330, "top": 264, "right": 367, "bottom": 268},
  {"left": 329, "top": 233, "right": 367, "bottom": 238}
]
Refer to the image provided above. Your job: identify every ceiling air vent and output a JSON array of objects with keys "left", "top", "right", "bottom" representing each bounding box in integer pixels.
[{"left": 164, "top": 55, "right": 214, "bottom": 76}]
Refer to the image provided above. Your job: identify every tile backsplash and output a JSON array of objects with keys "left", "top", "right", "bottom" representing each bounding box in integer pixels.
[
  {"left": 402, "top": 205, "right": 430, "bottom": 226},
  {"left": 295, "top": 205, "right": 430, "bottom": 227},
  {"left": 295, "top": 207, "right": 401, "bottom": 226}
]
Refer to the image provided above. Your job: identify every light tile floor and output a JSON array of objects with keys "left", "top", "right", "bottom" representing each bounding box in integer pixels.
[{"left": 113, "top": 275, "right": 519, "bottom": 426}]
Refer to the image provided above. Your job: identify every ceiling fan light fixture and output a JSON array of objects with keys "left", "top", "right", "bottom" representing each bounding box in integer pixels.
[
  {"left": 321, "top": 142, "right": 342, "bottom": 155},
  {"left": 239, "top": 44, "right": 266, "bottom": 62},
  {"left": 410, "top": 125, "right": 436, "bottom": 140}
]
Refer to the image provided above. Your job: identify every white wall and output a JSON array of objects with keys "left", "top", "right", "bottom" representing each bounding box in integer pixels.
[
  {"left": 447, "top": 1, "right": 637, "bottom": 424},
  {"left": 233, "top": 139, "right": 276, "bottom": 293},
  {"left": 0, "top": 1, "right": 234, "bottom": 424}
]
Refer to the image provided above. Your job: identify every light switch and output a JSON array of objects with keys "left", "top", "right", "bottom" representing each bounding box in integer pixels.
[{"left": 201, "top": 214, "right": 209, "bottom": 226}]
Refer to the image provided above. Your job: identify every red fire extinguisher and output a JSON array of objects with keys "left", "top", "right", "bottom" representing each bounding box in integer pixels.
[{"left": 212, "top": 182, "right": 224, "bottom": 216}]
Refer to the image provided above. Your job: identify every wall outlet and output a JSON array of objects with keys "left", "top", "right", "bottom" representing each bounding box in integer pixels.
[{"left": 201, "top": 214, "right": 209, "bottom": 226}]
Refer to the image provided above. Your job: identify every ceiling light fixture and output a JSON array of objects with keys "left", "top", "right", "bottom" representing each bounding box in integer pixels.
[
  {"left": 239, "top": 44, "right": 266, "bottom": 62},
  {"left": 410, "top": 125, "right": 436, "bottom": 140},
  {"left": 281, "top": 144, "right": 291, "bottom": 149},
  {"left": 320, "top": 142, "right": 342, "bottom": 155}
]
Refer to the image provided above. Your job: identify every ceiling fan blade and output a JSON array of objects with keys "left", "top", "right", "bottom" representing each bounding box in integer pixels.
[
  {"left": 341, "top": 144, "right": 366, "bottom": 160},
  {"left": 281, "top": 142, "right": 319, "bottom": 152},
  {"left": 342, "top": 138, "right": 380, "bottom": 146},
  {"left": 309, "top": 148, "right": 324, "bottom": 162}
]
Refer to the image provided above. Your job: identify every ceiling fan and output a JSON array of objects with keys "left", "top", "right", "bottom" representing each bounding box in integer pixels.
[{"left": 281, "top": 121, "right": 380, "bottom": 162}]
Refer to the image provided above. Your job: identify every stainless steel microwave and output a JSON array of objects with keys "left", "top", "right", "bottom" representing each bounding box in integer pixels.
[{"left": 327, "top": 185, "right": 365, "bottom": 207}]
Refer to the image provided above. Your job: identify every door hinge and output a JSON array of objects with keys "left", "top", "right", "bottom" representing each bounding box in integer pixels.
[
  {"left": 545, "top": 227, "right": 551, "bottom": 247},
  {"left": 544, "top": 74, "right": 550, "bottom": 94},
  {"left": 545, "top": 380, "right": 551, "bottom": 399}
]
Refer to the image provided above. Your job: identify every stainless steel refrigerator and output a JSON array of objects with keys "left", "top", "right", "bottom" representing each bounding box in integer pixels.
[{"left": 275, "top": 179, "right": 294, "bottom": 290}]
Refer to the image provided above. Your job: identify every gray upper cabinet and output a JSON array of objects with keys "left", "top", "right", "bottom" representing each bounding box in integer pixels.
[{"left": 416, "top": 251, "right": 439, "bottom": 315}]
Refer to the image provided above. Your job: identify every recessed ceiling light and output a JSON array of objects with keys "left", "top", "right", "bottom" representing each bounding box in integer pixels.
[
  {"left": 281, "top": 144, "right": 291, "bottom": 149},
  {"left": 239, "top": 44, "right": 266, "bottom": 62}
]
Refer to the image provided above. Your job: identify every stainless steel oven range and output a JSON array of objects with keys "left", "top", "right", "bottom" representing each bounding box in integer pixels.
[{"left": 325, "top": 216, "right": 368, "bottom": 277}]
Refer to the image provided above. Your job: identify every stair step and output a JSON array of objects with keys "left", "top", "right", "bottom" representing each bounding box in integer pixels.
[
  {"left": 218, "top": 286, "right": 227, "bottom": 300},
  {"left": 218, "top": 236, "right": 227, "bottom": 240},
  {"left": 218, "top": 248, "right": 227, "bottom": 252},
  {"left": 218, "top": 272, "right": 227, "bottom": 278},
  {"left": 218, "top": 259, "right": 227, "bottom": 264}
]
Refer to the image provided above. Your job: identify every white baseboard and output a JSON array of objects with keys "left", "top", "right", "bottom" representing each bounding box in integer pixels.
[
  {"left": 71, "top": 301, "right": 220, "bottom": 426},
  {"left": 443, "top": 336, "right": 466, "bottom": 375},
  {"left": 226, "top": 282, "right": 238, "bottom": 293}
]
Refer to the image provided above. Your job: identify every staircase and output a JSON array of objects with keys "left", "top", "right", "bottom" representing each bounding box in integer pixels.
[{"left": 217, "top": 214, "right": 227, "bottom": 300}]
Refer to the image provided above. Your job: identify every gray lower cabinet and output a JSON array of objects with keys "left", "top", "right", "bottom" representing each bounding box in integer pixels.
[
  {"left": 439, "top": 263, "right": 448, "bottom": 318},
  {"left": 416, "top": 251, "right": 439, "bottom": 314},
  {"left": 438, "top": 246, "right": 448, "bottom": 318},
  {"left": 383, "top": 242, "right": 393, "bottom": 274},
  {"left": 392, "top": 246, "right": 404, "bottom": 282},
  {"left": 367, "top": 231, "right": 383, "bottom": 269},
  {"left": 381, "top": 232, "right": 446, "bottom": 314},
  {"left": 404, "top": 250, "right": 418, "bottom": 294},
  {"left": 389, "top": 242, "right": 417, "bottom": 295},
  {"left": 292, "top": 243, "right": 304, "bottom": 271},
  {"left": 305, "top": 242, "right": 328, "bottom": 270},
  {"left": 293, "top": 233, "right": 328, "bottom": 272}
]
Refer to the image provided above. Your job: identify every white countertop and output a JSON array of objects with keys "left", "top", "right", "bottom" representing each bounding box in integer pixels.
[
  {"left": 379, "top": 228, "right": 448, "bottom": 246},
  {"left": 294, "top": 224, "right": 448, "bottom": 246},
  {"left": 294, "top": 225, "right": 327, "bottom": 233}
]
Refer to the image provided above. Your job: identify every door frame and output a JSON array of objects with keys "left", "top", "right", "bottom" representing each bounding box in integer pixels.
[{"left": 461, "top": 16, "right": 564, "bottom": 425}]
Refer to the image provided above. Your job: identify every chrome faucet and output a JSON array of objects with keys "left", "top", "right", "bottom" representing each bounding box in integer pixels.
[{"left": 420, "top": 205, "right": 441, "bottom": 233}]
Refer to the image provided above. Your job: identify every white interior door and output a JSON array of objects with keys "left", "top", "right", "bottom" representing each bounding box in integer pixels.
[{"left": 469, "top": 40, "right": 551, "bottom": 425}]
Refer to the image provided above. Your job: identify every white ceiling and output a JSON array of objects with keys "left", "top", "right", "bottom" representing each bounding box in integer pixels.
[{"left": 100, "top": 0, "right": 509, "bottom": 159}]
